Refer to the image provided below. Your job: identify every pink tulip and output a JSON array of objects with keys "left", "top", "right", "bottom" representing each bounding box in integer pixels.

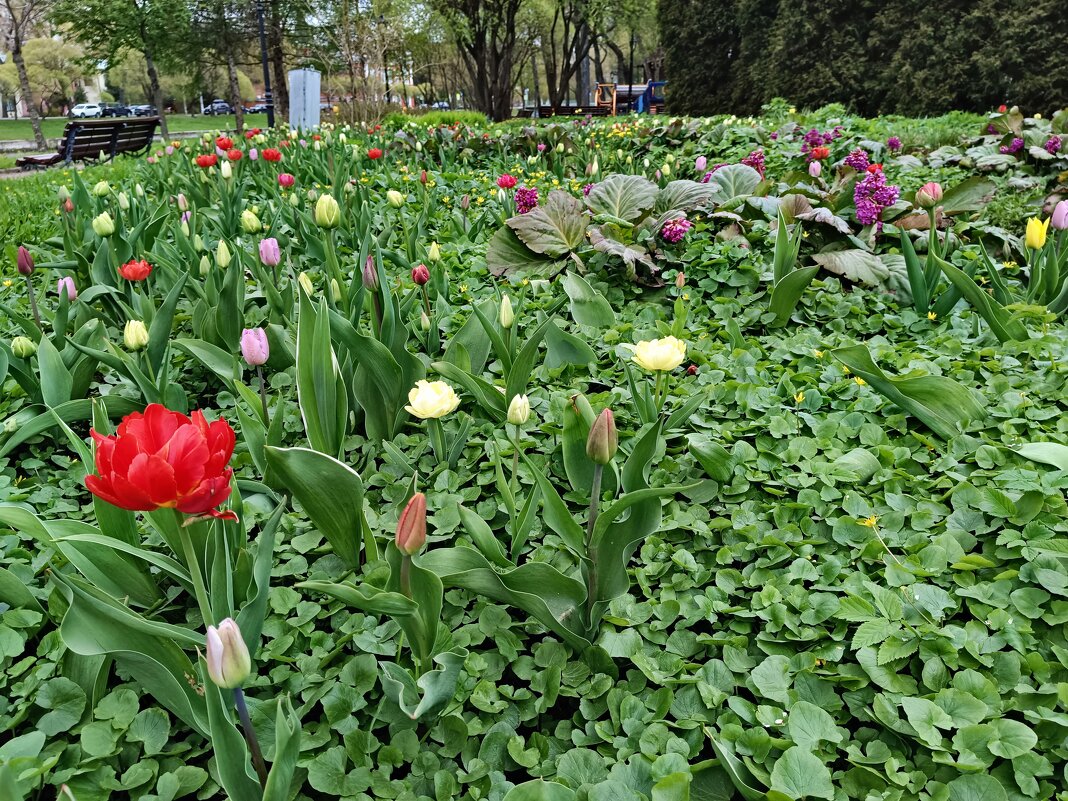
[
  {"left": 177, "top": 193, "right": 188, "bottom": 211},
  {"left": 1052, "top": 199, "right": 1068, "bottom": 231},
  {"left": 57, "top": 276, "right": 77, "bottom": 301},
  {"left": 258, "top": 237, "right": 281, "bottom": 267},
  {"left": 249, "top": 148, "right": 258, "bottom": 161},
  {"left": 915, "top": 182, "right": 944, "bottom": 209},
  {"left": 808, "top": 161, "right": 822, "bottom": 177},
  {"left": 278, "top": 173, "right": 295, "bottom": 188},
  {"left": 240, "top": 328, "right": 269, "bottom": 367},
  {"left": 165, "top": 146, "right": 175, "bottom": 156},
  {"left": 695, "top": 155, "right": 707, "bottom": 172}
]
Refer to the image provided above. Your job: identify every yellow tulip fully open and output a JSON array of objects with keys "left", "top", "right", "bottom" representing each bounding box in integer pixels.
[
  {"left": 631, "top": 336, "right": 687, "bottom": 372},
  {"left": 405, "top": 380, "right": 461, "bottom": 419}
]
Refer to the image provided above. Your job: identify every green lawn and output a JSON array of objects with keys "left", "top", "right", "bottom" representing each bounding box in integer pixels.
[{"left": 0, "top": 113, "right": 272, "bottom": 145}]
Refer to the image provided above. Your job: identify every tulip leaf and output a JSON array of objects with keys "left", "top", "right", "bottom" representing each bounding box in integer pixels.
[
  {"left": 562, "top": 272, "right": 615, "bottom": 328},
  {"left": 147, "top": 272, "right": 188, "bottom": 375},
  {"left": 544, "top": 320, "right": 596, "bottom": 369},
  {"left": 265, "top": 446, "right": 366, "bottom": 568},
  {"left": 295, "top": 291, "right": 348, "bottom": 457},
  {"left": 36, "top": 334, "right": 73, "bottom": 408},
  {"left": 379, "top": 648, "right": 467, "bottom": 721},
  {"left": 203, "top": 679, "right": 261, "bottom": 801},
  {"left": 262, "top": 695, "right": 303, "bottom": 801},
  {"left": 298, "top": 581, "right": 418, "bottom": 617},
  {"left": 1015, "top": 442, "right": 1068, "bottom": 471},
  {"left": 769, "top": 266, "right": 820, "bottom": 327},
  {"left": 831, "top": 344, "right": 985, "bottom": 440},
  {"left": 934, "top": 256, "right": 1029, "bottom": 342}
]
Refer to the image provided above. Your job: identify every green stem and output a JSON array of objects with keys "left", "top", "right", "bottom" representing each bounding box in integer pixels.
[
  {"left": 234, "top": 687, "right": 268, "bottom": 790},
  {"left": 510, "top": 425, "right": 521, "bottom": 500},
  {"left": 256, "top": 365, "right": 270, "bottom": 427},
  {"left": 583, "top": 463, "right": 603, "bottom": 631},
  {"left": 177, "top": 520, "right": 214, "bottom": 626},
  {"left": 400, "top": 554, "right": 412, "bottom": 598},
  {"left": 24, "top": 275, "right": 42, "bottom": 330},
  {"left": 428, "top": 417, "right": 447, "bottom": 463}
]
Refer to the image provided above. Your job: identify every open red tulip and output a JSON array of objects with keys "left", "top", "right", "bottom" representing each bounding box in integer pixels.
[{"left": 86, "top": 404, "right": 237, "bottom": 520}]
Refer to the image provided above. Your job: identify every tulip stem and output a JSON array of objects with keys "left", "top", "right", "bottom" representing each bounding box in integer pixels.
[
  {"left": 256, "top": 366, "right": 270, "bottom": 426},
  {"left": 400, "top": 554, "right": 412, "bottom": 599},
  {"left": 583, "top": 463, "right": 603, "bottom": 631},
  {"left": 234, "top": 688, "right": 268, "bottom": 790},
  {"left": 510, "top": 426, "right": 521, "bottom": 500},
  {"left": 177, "top": 522, "right": 214, "bottom": 627},
  {"left": 652, "top": 372, "right": 667, "bottom": 416},
  {"left": 428, "top": 418, "right": 446, "bottom": 463},
  {"left": 24, "top": 276, "right": 42, "bottom": 330}
]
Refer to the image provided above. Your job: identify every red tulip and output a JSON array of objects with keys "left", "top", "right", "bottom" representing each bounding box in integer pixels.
[
  {"left": 216, "top": 136, "right": 234, "bottom": 151},
  {"left": 395, "top": 493, "right": 427, "bottom": 555},
  {"left": 17, "top": 246, "right": 34, "bottom": 275},
  {"left": 998, "top": 104, "right": 1007, "bottom": 113},
  {"left": 278, "top": 173, "right": 295, "bottom": 188},
  {"left": 866, "top": 163, "right": 883, "bottom": 173},
  {"left": 497, "top": 174, "right": 517, "bottom": 189},
  {"left": 368, "top": 148, "right": 383, "bottom": 160},
  {"left": 118, "top": 259, "right": 153, "bottom": 281},
  {"left": 63, "top": 198, "right": 75, "bottom": 213},
  {"left": 85, "top": 404, "right": 237, "bottom": 520},
  {"left": 262, "top": 148, "right": 282, "bottom": 162},
  {"left": 411, "top": 263, "right": 430, "bottom": 285},
  {"left": 227, "top": 148, "right": 243, "bottom": 161},
  {"left": 195, "top": 154, "right": 218, "bottom": 168}
]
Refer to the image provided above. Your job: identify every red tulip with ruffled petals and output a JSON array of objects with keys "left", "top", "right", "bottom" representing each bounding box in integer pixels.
[
  {"left": 216, "top": 136, "right": 233, "bottom": 150},
  {"left": 227, "top": 148, "right": 243, "bottom": 161},
  {"left": 262, "top": 148, "right": 282, "bottom": 162},
  {"left": 85, "top": 404, "right": 237, "bottom": 520},
  {"left": 119, "top": 259, "right": 153, "bottom": 281},
  {"left": 367, "top": 148, "right": 383, "bottom": 160},
  {"left": 195, "top": 153, "right": 218, "bottom": 168}
]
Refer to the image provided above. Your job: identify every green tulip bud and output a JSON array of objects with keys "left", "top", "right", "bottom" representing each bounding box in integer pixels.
[
  {"left": 92, "top": 180, "right": 110, "bottom": 197},
  {"left": 507, "top": 394, "right": 531, "bottom": 425},
  {"left": 428, "top": 241, "right": 441, "bottom": 262},
  {"left": 220, "top": 160, "right": 232, "bottom": 180},
  {"left": 216, "top": 240, "right": 232, "bottom": 268},
  {"left": 123, "top": 320, "right": 149, "bottom": 350},
  {"left": 118, "top": 191, "right": 130, "bottom": 210},
  {"left": 499, "top": 294, "right": 514, "bottom": 329},
  {"left": 92, "top": 212, "right": 115, "bottom": 237},
  {"left": 199, "top": 255, "right": 211, "bottom": 275},
  {"left": 386, "top": 189, "right": 405, "bottom": 208},
  {"left": 240, "top": 209, "right": 261, "bottom": 233},
  {"left": 586, "top": 408, "right": 617, "bottom": 465},
  {"left": 11, "top": 336, "right": 36, "bottom": 358},
  {"left": 205, "top": 618, "right": 252, "bottom": 689},
  {"left": 314, "top": 194, "right": 341, "bottom": 228},
  {"left": 298, "top": 272, "right": 314, "bottom": 295},
  {"left": 194, "top": 235, "right": 205, "bottom": 251}
]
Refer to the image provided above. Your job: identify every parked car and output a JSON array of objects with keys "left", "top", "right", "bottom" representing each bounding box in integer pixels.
[
  {"left": 131, "top": 104, "right": 158, "bottom": 117},
  {"left": 100, "top": 103, "right": 132, "bottom": 117},
  {"left": 247, "top": 103, "right": 272, "bottom": 113},
  {"left": 204, "top": 99, "right": 233, "bottom": 115},
  {"left": 70, "top": 103, "right": 102, "bottom": 118}
]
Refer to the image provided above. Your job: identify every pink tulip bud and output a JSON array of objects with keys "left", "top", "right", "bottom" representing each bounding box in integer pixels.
[
  {"left": 165, "top": 145, "right": 175, "bottom": 156},
  {"left": 412, "top": 263, "right": 430, "bottom": 285},
  {"left": 249, "top": 148, "right": 258, "bottom": 161},
  {"left": 258, "top": 237, "right": 281, "bottom": 267},
  {"left": 1052, "top": 199, "right": 1068, "bottom": 231},
  {"left": 396, "top": 492, "right": 427, "bottom": 555},
  {"left": 586, "top": 408, "right": 617, "bottom": 465},
  {"left": 63, "top": 198, "right": 74, "bottom": 213},
  {"left": 915, "top": 182, "right": 944, "bottom": 209},
  {"left": 205, "top": 618, "right": 252, "bottom": 689},
  {"left": 177, "top": 193, "right": 189, "bottom": 212},
  {"left": 240, "top": 327, "right": 270, "bottom": 366},
  {"left": 17, "top": 246, "right": 34, "bottom": 275},
  {"left": 358, "top": 256, "right": 378, "bottom": 292},
  {"left": 461, "top": 194, "right": 470, "bottom": 211},
  {"left": 695, "top": 155, "right": 707, "bottom": 172},
  {"left": 278, "top": 173, "right": 295, "bottom": 188},
  {"left": 57, "top": 276, "right": 77, "bottom": 301},
  {"left": 808, "top": 161, "right": 822, "bottom": 178}
]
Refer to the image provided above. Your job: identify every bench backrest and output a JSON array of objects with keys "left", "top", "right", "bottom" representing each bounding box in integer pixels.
[{"left": 58, "top": 118, "right": 160, "bottom": 162}]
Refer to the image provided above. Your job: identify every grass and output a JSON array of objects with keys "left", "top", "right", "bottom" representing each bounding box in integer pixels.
[{"left": 0, "top": 113, "right": 272, "bottom": 146}]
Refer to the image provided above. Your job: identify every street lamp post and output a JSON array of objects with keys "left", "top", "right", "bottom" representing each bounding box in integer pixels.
[{"left": 256, "top": 0, "right": 275, "bottom": 127}]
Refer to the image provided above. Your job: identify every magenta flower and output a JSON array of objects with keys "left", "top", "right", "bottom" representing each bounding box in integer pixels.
[
  {"left": 844, "top": 149, "right": 870, "bottom": 171},
  {"left": 1045, "top": 136, "right": 1062, "bottom": 155},
  {"left": 887, "top": 136, "right": 902, "bottom": 152},
  {"left": 660, "top": 218, "right": 692, "bottom": 244},
  {"left": 515, "top": 186, "right": 539, "bottom": 214},
  {"left": 742, "top": 148, "right": 766, "bottom": 177},
  {"left": 854, "top": 169, "right": 900, "bottom": 227}
]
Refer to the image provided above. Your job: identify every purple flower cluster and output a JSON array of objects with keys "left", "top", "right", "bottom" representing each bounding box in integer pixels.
[
  {"left": 999, "top": 137, "right": 1024, "bottom": 155},
  {"left": 582, "top": 183, "right": 595, "bottom": 196},
  {"left": 742, "top": 148, "right": 766, "bottom": 177},
  {"left": 854, "top": 169, "right": 900, "bottom": 227},
  {"left": 515, "top": 186, "right": 539, "bottom": 214},
  {"left": 660, "top": 218, "right": 692, "bottom": 244},
  {"left": 887, "top": 136, "right": 902, "bottom": 152},
  {"left": 800, "top": 126, "right": 844, "bottom": 158},
  {"left": 844, "top": 149, "right": 870, "bottom": 171},
  {"left": 1045, "top": 136, "right": 1062, "bottom": 155},
  {"left": 986, "top": 123, "right": 998, "bottom": 135},
  {"left": 699, "top": 164, "right": 728, "bottom": 183}
]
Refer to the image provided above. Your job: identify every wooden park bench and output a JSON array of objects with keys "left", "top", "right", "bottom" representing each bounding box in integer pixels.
[{"left": 16, "top": 117, "right": 161, "bottom": 170}]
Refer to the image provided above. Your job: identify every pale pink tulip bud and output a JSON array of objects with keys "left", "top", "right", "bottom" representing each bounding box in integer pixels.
[
  {"left": 396, "top": 493, "right": 427, "bottom": 555},
  {"left": 808, "top": 161, "right": 821, "bottom": 178},
  {"left": 240, "top": 327, "right": 270, "bottom": 366},
  {"left": 1052, "top": 199, "right": 1068, "bottom": 231},
  {"left": 258, "top": 237, "right": 281, "bottom": 267},
  {"left": 915, "top": 182, "right": 944, "bottom": 209},
  {"left": 204, "top": 618, "right": 251, "bottom": 689},
  {"left": 57, "top": 276, "right": 77, "bottom": 301}
]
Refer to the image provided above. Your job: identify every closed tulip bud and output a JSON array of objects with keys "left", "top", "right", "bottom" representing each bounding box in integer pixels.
[
  {"left": 92, "top": 212, "right": 115, "bottom": 237},
  {"left": 626, "top": 155, "right": 633, "bottom": 165},
  {"left": 616, "top": 148, "right": 624, "bottom": 160},
  {"left": 117, "top": 192, "right": 130, "bottom": 211},
  {"left": 386, "top": 189, "right": 405, "bottom": 208},
  {"left": 57, "top": 276, "right": 77, "bottom": 301},
  {"left": 1052, "top": 200, "right": 1068, "bottom": 231},
  {"left": 135, "top": 184, "right": 144, "bottom": 198},
  {"left": 915, "top": 182, "right": 943, "bottom": 209},
  {"left": 249, "top": 148, "right": 258, "bottom": 160},
  {"left": 643, "top": 158, "right": 650, "bottom": 169},
  {"left": 412, "top": 263, "right": 430, "bottom": 285},
  {"left": 695, "top": 155, "right": 707, "bottom": 172},
  {"left": 92, "top": 180, "right": 110, "bottom": 197},
  {"left": 395, "top": 492, "right": 427, "bottom": 556},
  {"left": 586, "top": 408, "right": 617, "bottom": 465},
  {"left": 194, "top": 234, "right": 205, "bottom": 252},
  {"left": 428, "top": 241, "right": 441, "bottom": 262},
  {"left": 331, "top": 278, "right": 342, "bottom": 303},
  {"left": 808, "top": 161, "right": 822, "bottom": 177},
  {"left": 220, "top": 160, "right": 233, "bottom": 180},
  {"left": 63, "top": 198, "right": 74, "bottom": 213},
  {"left": 216, "top": 239, "right": 232, "bottom": 268},
  {"left": 675, "top": 272, "right": 686, "bottom": 289},
  {"left": 314, "top": 194, "right": 341, "bottom": 228},
  {"left": 420, "top": 310, "right": 431, "bottom": 330},
  {"left": 298, "top": 271, "right": 314, "bottom": 295},
  {"left": 11, "top": 335, "right": 36, "bottom": 358},
  {"left": 181, "top": 221, "right": 190, "bottom": 237},
  {"left": 199, "top": 255, "right": 211, "bottom": 275},
  {"left": 665, "top": 153, "right": 676, "bottom": 164},
  {"left": 420, "top": 170, "right": 428, "bottom": 185},
  {"left": 1026, "top": 217, "right": 1050, "bottom": 250},
  {"left": 507, "top": 394, "right": 530, "bottom": 425},
  {"left": 57, "top": 185, "right": 70, "bottom": 201},
  {"left": 204, "top": 618, "right": 252, "bottom": 689},
  {"left": 415, "top": 141, "right": 423, "bottom": 152},
  {"left": 313, "top": 140, "right": 321, "bottom": 151},
  {"left": 362, "top": 256, "right": 379, "bottom": 290},
  {"left": 499, "top": 295, "right": 514, "bottom": 329},
  {"left": 240, "top": 209, "right": 261, "bottom": 233},
  {"left": 259, "top": 237, "right": 281, "bottom": 267},
  {"left": 240, "top": 327, "right": 269, "bottom": 366},
  {"left": 289, "top": 192, "right": 300, "bottom": 207},
  {"left": 17, "top": 246, "right": 33, "bottom": 275},
  {"left": 662, "top": 162, "right": 672, "bottom": 176},
  {"left": 555, "top": 143, "right": 564, "bottom": 153},
  {"left": 123, "top": 320, "right": 149, "bottom": 350},
  {"left": 461, "top": 194, "right": 470, "bottom": 211}
]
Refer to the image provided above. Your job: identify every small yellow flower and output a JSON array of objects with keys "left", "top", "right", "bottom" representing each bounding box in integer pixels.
[
  {"left": 927, "top": 311, "right": 937, "bottom": 320},
  {"left": 813, "top": 349, "right": 824, "bottom": 358},
  {"left": 854, "top": 376, "right": 866, "bottom": 386},
  {"left": 859, "top": 515, "right": 879, "bottom": 528},
  {"left": 794, "top": 391, "right": 805, "bottom": 404},
  {"left": 842, "top": 365, "right": 850, "bottom": 374},
  {"left": 2, "top": 279, "right": 11, "bottom": 287}
]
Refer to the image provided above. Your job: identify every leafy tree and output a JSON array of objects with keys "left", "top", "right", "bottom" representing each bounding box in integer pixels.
[
  {"left": 1, "top": 0, "right": 50, "bottom": 148},
  {"left": 0, "top": 37, "right": 87, "bottom": 116},
  {"left": 51, "top": 0, "right": 190, "bottom": 135}
]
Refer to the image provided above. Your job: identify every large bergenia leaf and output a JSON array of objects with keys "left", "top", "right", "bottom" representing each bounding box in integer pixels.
[
  {"left": 585, "top": 174, "right": 658, "bottom": 222},
  {"left": 655, "top": 179, "right": 715, "bottom": 215},
  {"left": 796, "top": 206, "right": 852, "bottom": 233},
  {"left": 588, "top": 226, "right": 656, "bottom": 282},
  {"left": 485, "top": 226, "right": 564, "bottom": 277},
  {"left": 706, "top": 163, "right": 762, "bottom": 205},
  {"left": 506, "top": 190, "right": 586, "bottom": 257},
  {"left": 813, "top": 249, "right": 908, "bottom": 295},
  {"left": 831, "top": 345, "right": 985, "bottom": 440},
  {"left": 939, "top": 176, "right": 996, "bottom": 215}
]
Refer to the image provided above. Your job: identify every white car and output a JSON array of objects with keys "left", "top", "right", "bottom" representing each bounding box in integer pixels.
[{"left": 70, "top": 103, "right": 102, "bottom": 118}]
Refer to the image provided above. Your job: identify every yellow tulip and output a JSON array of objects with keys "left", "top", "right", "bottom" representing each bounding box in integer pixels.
[
  {"left": 405, "top": 380, "right": 460, "bottom": 419},
  {"left": 1025, "top": 217, "right": 1049, "bottom": 250},
  {"left": 631, "top": 336, "right": 687, "bottom": 372}
]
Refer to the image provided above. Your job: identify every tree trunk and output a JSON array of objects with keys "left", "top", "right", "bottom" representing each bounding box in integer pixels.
[
  {"left": 142, "top": 40, "right": 169, "bottom": 137},
  {"left": 227, "top": 47, "right": 244, "bottom": 135},
  {"left": 12, "top": 45, "right": 46, "bottom": 150},
  {"left": 267, "top": 0, "right": 288, "bottom": 122}
]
